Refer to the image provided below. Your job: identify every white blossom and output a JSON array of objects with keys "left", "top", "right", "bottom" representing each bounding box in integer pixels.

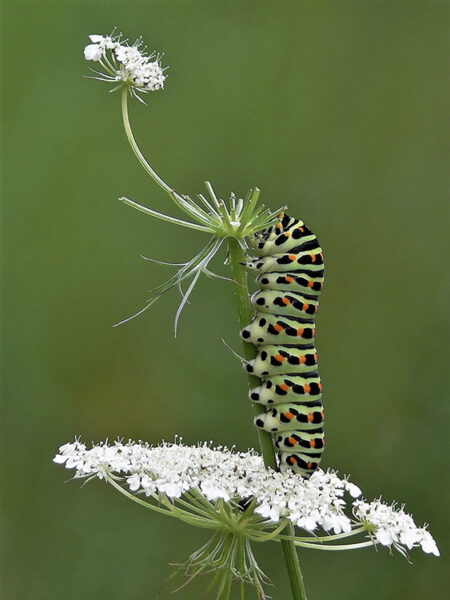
[
  {"left": 84, "top": 44, "right": 104, "bottom": 62},
  {"left": 54, "top": 437, "right": 438, "bottom": 558},
  {"left": 83, "top": 32, "right": 167, "bottom": 98},
  {"left": 353, "top": 498, "right": 440, "bottom": 557}
]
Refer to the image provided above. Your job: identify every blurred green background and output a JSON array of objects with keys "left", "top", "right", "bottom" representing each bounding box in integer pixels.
[{"left": 2, "top": 1, "right": 449, "bottom": 598}]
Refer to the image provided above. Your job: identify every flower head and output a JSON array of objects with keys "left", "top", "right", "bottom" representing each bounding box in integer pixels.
[
  {"left": 353, "top": 498, "right": 440, "bottom": 557},
  {"left": 54, "top": 438, "right": 439, "bottom": 598},
  {"left": 84, "top": 32, "right": 166, "bottom": 100},
  {"left": 54, "top": 438, "right": 438, "bottom": 558}
]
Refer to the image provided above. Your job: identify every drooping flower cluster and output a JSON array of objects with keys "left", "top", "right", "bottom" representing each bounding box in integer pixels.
[
  {"left": 54, "top": 438, "right": 439, "bottom": 557},
  {"left": 84, "top": 33, "right": 166, "bottom": 98},
  {"left": 354, "top": 499, "right": 439, "bottom": 557}
]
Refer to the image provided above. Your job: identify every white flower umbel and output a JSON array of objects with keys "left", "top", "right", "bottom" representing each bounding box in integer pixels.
[
  {"left": 54, "top": 438, "right": 438, "bottom": 561},
  {"left": 354, "top": 499, "right": 439, "bottom": 557},
  {"left": 84, "top": 33, "right": 166, "bottom": 101}
]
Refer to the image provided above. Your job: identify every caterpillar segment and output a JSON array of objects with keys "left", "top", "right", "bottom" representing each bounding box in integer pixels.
[
  {"left": 251, "top": 290, "right": 319, "bottom": 319},
  {"left": 241, "top": 313, "right": 316, "bottom": 346},
  {"left": 242, "top": 212, "right": 325, "bottom": 478},
  {"left": 249, "top": 374, "right": 323, "bottom": 405},
  {"left": 243, "top": 345, "right": 318, "bottom": 377},
  {"left": 254, "top": 401, "right": 325, "bottom": 432},
  {"left": 279, "top": 453, "right": 321, "bottom": 477},
  {"left": 256, "top": 272, "right": 323, "bottom": 296},
  {"left": 243, "top": 249, "right": 324, "bottom": 274},
  {"left": 274, "top": 429, "right": 325, "bottom": 453},
  {"left": 253, "top": 225, "right": 320, "bottom": 257}
]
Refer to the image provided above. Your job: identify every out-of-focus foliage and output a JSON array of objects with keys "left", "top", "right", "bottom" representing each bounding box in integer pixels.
[{"left": 2, "top": 1, "right": 448, "bottom": 599}]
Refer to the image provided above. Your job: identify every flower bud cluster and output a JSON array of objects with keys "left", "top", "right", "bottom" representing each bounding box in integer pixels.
[{"left": 84, "top": 33, "right": 166, "bottom": 93}]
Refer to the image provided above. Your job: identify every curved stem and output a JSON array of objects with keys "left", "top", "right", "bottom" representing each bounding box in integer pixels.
[
  {"left": 292, "top": 541, "right": 375, "bottom": 551},
  {"left": 120, "top": 196, "right": 214, "bottom": 233},
  {"left": 105, "top": 475, "right": 217, "bottom": 529},
  {"left": 227, "top": 237, "right": 307, "bottom": 600},
  {"left": 121, "top": 88, "right": 205, "bottom": 223},
  {"left": 121, "top": 87, "right": 175, "bottom": 195},
  {"left": 280, "top": 526, "right": 367, "bottom": 543}
]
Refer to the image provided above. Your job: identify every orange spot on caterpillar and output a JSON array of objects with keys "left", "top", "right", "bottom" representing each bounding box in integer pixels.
[
  {"left": 308, "top": 280, "right": 314, "bottom": 288},
  {"left": 285, "top": 412, "right": 295, "bottom": 420},
  {"left": 318, "top": 382, "right": 323, "bottom": 391},
  {"left": 300, "top": 355, "right": 306, "bottom": 364},
  {"left": 286, "top": 276, "right": 294, "bottom": 282},
  {"left": 282, "top": 297, "right": 291, "bottom": 305},
  {"left": 310, "top": 439, "right": 316, "bottom": 448},
  {"left": 297, "top": 328, "right": 304, "bottom": 336},
  {"left": 285, "top": 232, "right": 291, "bottom": 237},
  {"left": 289, "top": 455, "right": 298, "bottom": 465},
  {"left": 304, "top": 384, "right": 311, "bottom": 393},
  {"left": 289, "top": 437, "right": 298, "bottom": 445},
  {"left": 307, "top": 413, "right": 314, "bottom": 422},
  {"left": 274, "top": 324, "right": 283, "bottom": 332},
  {"left": 321, "top": 411, "right": 325, "bottom": 419},
  {"left": 288, "top": 254, "right": 296, "bottom": 261},
  {"left": 307, "top": 461, "right": 313, "bottom": 469},
  {"left": 303, "top": 303, "right": 310, "bottom": 311},
  {"left": 314, "top": 353, "right": 318, "bottom": 362},
  {"left": 275, "top": 354, "right": 286, "bottom": 362},
  {"left": 310, "top": 253, "right": 316, "bottom": 263},
  {"left": 299, "top": 227, "right": 304, "bottom": 232},
  {"left": 280, "top": 383, "right": 290, "bottom": 392}
]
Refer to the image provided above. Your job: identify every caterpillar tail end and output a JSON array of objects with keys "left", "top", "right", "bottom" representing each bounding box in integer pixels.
[{"left": 279, "top": 453, "right": 321, "bottom": 478}]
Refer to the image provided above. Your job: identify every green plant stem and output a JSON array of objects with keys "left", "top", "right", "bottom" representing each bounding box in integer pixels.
[
  {"left": 121, "top": 87, "right": 174, "bottom": 197},
  {"left": 227, "top": 237, "right": 308, "bottom": 600},
  {"left": 120, "top": 88, "right": 201, "bottom": 223}
]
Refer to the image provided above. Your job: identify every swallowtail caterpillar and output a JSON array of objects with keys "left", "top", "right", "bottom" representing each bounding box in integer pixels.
[{"left": 241, "top": 213, "right": 325, "bottom": 478}]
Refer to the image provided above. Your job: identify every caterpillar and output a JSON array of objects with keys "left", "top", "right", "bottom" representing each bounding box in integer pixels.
[{"left": 241, "top": 213, "right": 325, "bottom": 478}]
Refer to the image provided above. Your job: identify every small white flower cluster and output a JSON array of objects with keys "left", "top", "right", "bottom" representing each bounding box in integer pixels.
[
  {"left": 84, "top": 33, "right": 166, "bottom": 94},
  {"left": 54, "top": 438, "right": 439, "bottom": 556},
  {"left": 354, "top": 499, "right": 439, "bottom": 556}
]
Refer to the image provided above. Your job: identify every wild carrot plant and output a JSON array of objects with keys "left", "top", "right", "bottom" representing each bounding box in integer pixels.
[{"left": 55, "top": 32, "right": 439, "bottom": 600}]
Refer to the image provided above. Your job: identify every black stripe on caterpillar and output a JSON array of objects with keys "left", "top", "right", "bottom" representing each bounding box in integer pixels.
[{"left": 241, "top": 213, "right": 325, "bottom": 478}]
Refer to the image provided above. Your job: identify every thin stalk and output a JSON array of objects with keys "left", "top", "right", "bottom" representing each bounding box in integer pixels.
[
  {"left": 292, "top": 541, "right": 375, "bottom": 552},
  {"left": 121, "top": 88, "right": 202, "bottom": 222},
  {"left": 121, "top": 87, "right": 175, "bottom": 195},
  {"left": 227, "top": 237, "right": 308, "bottom": 600},
  {"left": 119, "top": 196, "right": 214, "bottom": 233},
  {"left": 105, "top": 475, "right": 217, "bottom": 529}
]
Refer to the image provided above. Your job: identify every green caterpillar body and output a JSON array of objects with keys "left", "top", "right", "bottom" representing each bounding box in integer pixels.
[{"left": 242, "top": 213, "right": 325, "bottom": 478}]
